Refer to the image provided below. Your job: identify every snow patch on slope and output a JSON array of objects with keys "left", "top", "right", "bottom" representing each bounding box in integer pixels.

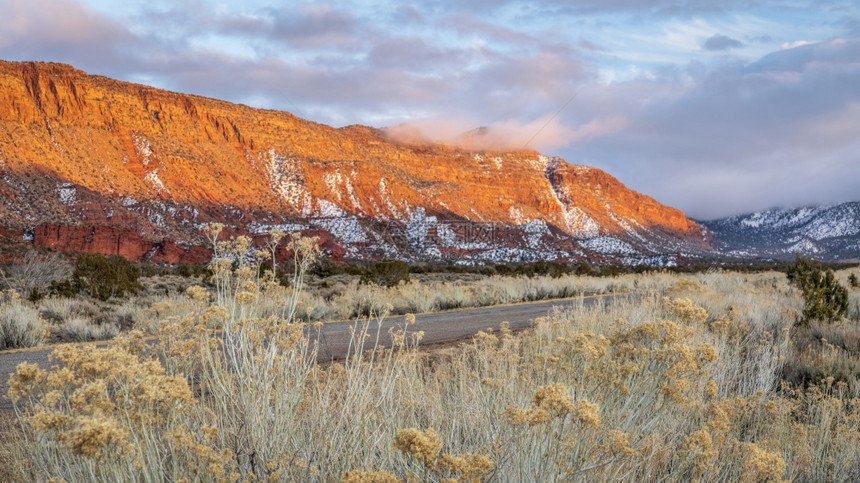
[
  {"left": 132, "top": 133, "right": 154, "bottom": 166},
  {"left": 56, "top": 183, "right": 77, "bottom": 206},
  {"left": 787, "top": 238, "right": 821, "bottom": 254},
  {"left": 323, "top": 171, "right": 343, "bottom": 202},
  {"left": 297, "top": 198, "right": 370, "bottom": 245},
  {"left": 703, "top": 201, "right": 860, "bottom": 260},
  {"left": 345, "top": 169, "right": 362, "bottom": 212},
  {"left": 805, "top": 213, "right": 859, "bottom": 240},
  {"left": 263, "top": 148, "right": 305, "bottom": 210},
  {"left": 581, "top": 237, "right": 636, "bottom": 255},
  {"left": 378, "top": 178, "right": 400, "bottom": 219},
  {"left": 522, "top": 219, "right": 550, "bottom": 248},
  {"left": 406, "top": 207, "right": 438, "bottom": 254},
  {"left": 739, "top": 211, "right": 769, "bottom": 228},
  {"left": 543, "top": 156, "right": 602, "bottom": 238},
  {"left": 144, "top": 171, "right": 168, "bottom": 194},
  {"left": 509, "top": 206, "right": 525, "bottom": 225},
  {"left": 564, "top": 207, "right": 599, "bottom": 239},
  {"left": 315, "top": 217, "right": 367, "bottom": 244},
  {"left": 736, "top": 207, "right": 824, "bottom": 230},
  {"left": 247, "top": 222, "right": 307, "bottom": 236}
]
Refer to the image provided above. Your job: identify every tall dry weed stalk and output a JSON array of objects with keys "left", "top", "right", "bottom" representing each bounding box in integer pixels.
[{"left": 8, "top": 256, "right": 860, "bottom": 481}]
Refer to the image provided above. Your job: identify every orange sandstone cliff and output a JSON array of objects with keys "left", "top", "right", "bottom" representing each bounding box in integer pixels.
[{"left": 0, "top": 60, "right": 710, "bottom": 264}]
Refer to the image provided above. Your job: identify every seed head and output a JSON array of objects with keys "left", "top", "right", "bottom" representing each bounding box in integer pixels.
[{"left": 393, "top": 427, "right": 442, "bottom": 468}]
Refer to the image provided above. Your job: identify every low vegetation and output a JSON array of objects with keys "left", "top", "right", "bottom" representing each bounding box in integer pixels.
[
  {"left": 71, "top": 253, "right": 143, "bottom": 302},
  {"left": 0, "top": 251, "right": 72, "bottom": 302},
  {"left": 360, "top": 259, "right": 411, "bottom": 287},
  {"left": 4, "top": 229, "right": 859, "bottom": 481},
  {"left": 0, "top": 251, "right": 640, "bottom": 349},
  {"left": 0, "top": 291, "right": 45, "bottom": 350},
  {"left": 787, "top": 256, "right": 848, "bottom": 325}
]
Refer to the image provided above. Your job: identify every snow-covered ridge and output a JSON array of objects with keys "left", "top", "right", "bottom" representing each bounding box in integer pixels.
[
  {"left": 702, "top": 201, "right": 860, "bottom": 261},
  {"left": 735, "top": 206, "right": 825, "bottom": 230}
]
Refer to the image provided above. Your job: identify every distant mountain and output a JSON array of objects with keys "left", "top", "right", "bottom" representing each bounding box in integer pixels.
[
  {"left": 0, "top": 60, "right": 712, "bottom": 265},
  {"left": 701, "top": 202, "right": 860, "bottom": 261}
]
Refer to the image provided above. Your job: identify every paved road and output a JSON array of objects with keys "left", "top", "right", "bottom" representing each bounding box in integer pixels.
[{"left": 0, "top": 293, "right": 626, "bottom": 411}]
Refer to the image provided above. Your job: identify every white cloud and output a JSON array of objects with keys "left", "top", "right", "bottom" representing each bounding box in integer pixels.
[{"left": 781, "top": 40, "right": 816, "bottom": 49}]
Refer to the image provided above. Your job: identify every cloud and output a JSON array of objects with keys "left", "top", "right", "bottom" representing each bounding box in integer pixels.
[
  {"left": 0, "top": 0, "right": 132, "bottom": 65},
  {"left": 448, "top": 14, "right": 538, "bottom": 45},
  {"left": 456, "top": 52, "right": 592, "bottom": 121},
  {"left": 134, "top": 3, "right": 362, "bottom": 51},
  {"left": 574, "top": 37, "right": 860, "bottom": 218},
  {"left": 390, "top": 5, "right": 426, "bottom": 25},
  {"left": 367, "top": 37, "right": 475, "bottom": 73},
  {"left": 418, "top": 0, "right": 757, "bottom": 16},
  {"left": 383, "top": 114, "right": 579, "bottom": 152},
  {"left": 780, "top": 39, "right": 816, "bottom": 49},
  {"left": 0, "top": 0, "right": 856, "bottom": 219},
  {"left": 512, "top": 0, "right": 758, "bottom": 16},
  {"left": 262, "top": 5, "right": 359, "bottom": 49},
  {"left": 748, "top": 34, "right": 773, "bottom": 43},
  {"left": 703, "top": 33, "right": 744, "bottom": 51}
]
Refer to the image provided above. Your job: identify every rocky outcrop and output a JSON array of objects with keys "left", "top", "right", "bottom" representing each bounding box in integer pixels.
[
  {"left": 32, "top": 224, "right": 211, "bottom": 264},
  {"left": 0, "top": 60, "right": 712, "bottom": 264}
]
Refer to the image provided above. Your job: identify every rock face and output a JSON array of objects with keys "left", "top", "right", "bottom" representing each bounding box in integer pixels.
[
  {"left": 701, "top": 202, "right": 860, "bottom": 262},
  {"left": 0, "top": 60, "right": 711, "bottom": 264},
  {"left": 31, "top": 224, "right": 211, "bottom": 264}
]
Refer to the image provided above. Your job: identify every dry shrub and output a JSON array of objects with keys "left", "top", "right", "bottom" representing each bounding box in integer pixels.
[
  {"left": 0, "top": 290, "right": 46, "bottom": 350},
  {"left": 37, "top": 297, "right": 100, "bottom": 325},
  {"left": 0, "top": 409, "right": 30, "bottom": 480},
  {"left": 57, "top": 317, "right": 119, "bottom": 342},
  {"left": 0, "top": 251, "right": 72, "bottom": 299},
  {"left": 8, "top": 336, "right": 231, "bottom": 481},
  {"left": 783, "top": 321, "right": 860, "bottom": 396},
  {"left": 8, "top": 243, "right": 860, "bottom": 481},
  {"left": 849, "top": 290, "right": 860, "bottom": 321},
  {"left": 9, "top": 253, "right": 643, "bottom": 349},
  {"left": 341, "top": 469, "right": 400, "bottom": 482},
  {"left": 664, "top": 278, "right": 709, "bottom": 297}
]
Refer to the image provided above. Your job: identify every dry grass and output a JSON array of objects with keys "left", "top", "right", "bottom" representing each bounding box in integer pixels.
[
  {"left": 0, "top": 291, "right": 45, "bottom": 350},
  {"left": 124, "top": 267, "right": 644, "bottom": 338},
  {"left": 2, "top": 264, "right": 643, "bottom": 350},
  {"left": 4, "top": 233, "right": 859, "bottom": 480},
  {"left": 0, "top": 410, "right": 30, "bottom": 481},
  {"left": 784, "top": 320, "right": 860, "bottom": 395}
]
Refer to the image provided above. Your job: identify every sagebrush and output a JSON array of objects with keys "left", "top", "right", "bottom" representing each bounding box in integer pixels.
[{"left": 7, "top": 230, "right": 860, "bottom": 481}]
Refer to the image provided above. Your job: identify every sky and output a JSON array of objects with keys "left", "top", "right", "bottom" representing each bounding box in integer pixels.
[{"left": 1, "top": 0, "right": 859, "bottom": 219}]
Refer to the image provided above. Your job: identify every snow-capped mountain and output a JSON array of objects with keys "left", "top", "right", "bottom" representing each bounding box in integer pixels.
[
  {"left": 0, "top": 60, "right": 712, "bottom": 265},
  {"left": 701, "top": 202, "right": 860, "bottom": 261}
]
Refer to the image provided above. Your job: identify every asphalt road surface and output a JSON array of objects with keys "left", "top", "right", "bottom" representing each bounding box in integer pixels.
[{"left": 0, "top": 293, "right": 626, "bottom": 411}]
